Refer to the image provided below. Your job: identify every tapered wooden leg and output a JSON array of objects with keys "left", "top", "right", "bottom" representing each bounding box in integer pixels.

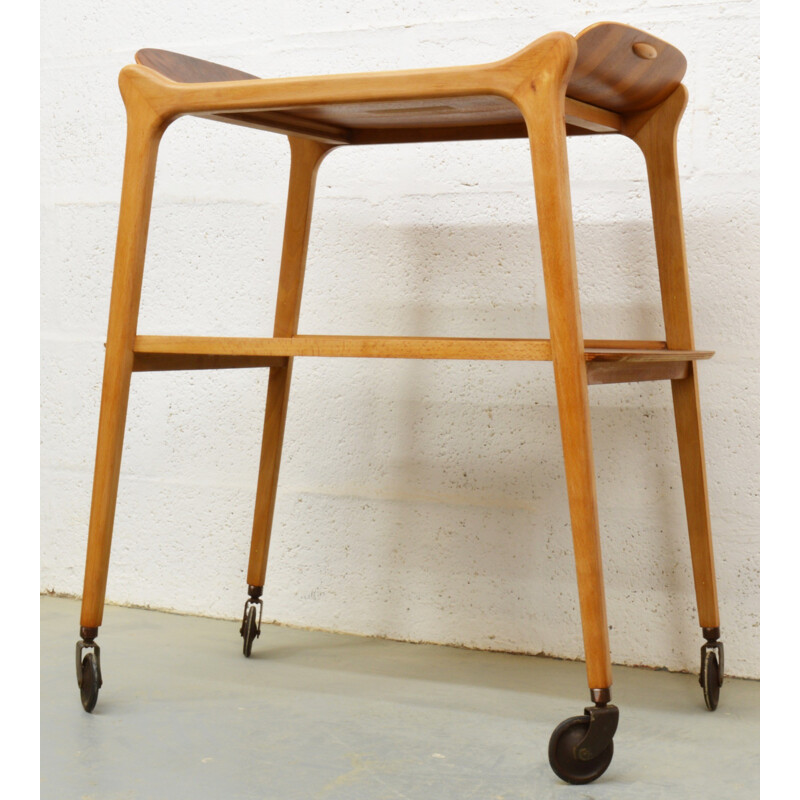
[
  {"left": 245, "top": 139, "right": 335, "bottom": 592},
  {"left": 629, "top": 87, "right": 720, "bottom": 630},
  {"left": 80, "top": 93, "right": 167, "bottom": 632},
  {"left": 516, "top": 34, "right": 612, "bottom": 693},
  {"left": 671, "top": 368, "right": 719, "bottom": 628}
]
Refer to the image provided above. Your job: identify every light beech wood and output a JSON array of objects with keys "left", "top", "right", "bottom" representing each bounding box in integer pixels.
[
  {"left": 586, "top": 338, "right": 666, "bottom": 350},
  {"left": 628, "top": 86, "right": 719, "bottom": 630},
  {"left": 134, "top": 334, "right": 553, "bottom": 360},
  {"left": 514, "top": 33, "right": 612, "bottom": 690},
  {"left": 80, "top": 23, "right": 719, "bottom": 709},
  {"left": 632, "top": 42, "right": 659, "bottom": 61},
  {"left": 584, "top": 347, "right": 711, "bottom": 362},
  {"left": 247, "top": 139, "right": 334, "bottom": 588},
  {"left": 80, "top": 83, "right": 167, "bottom": 629},
  {"left": 133, "top": 334, "right": 711, "bottom": 365}
]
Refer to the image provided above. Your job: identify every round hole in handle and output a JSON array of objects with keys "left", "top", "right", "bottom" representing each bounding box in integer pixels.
[{"left": 632, "top": 42, "right": 658, "bottom": 60}]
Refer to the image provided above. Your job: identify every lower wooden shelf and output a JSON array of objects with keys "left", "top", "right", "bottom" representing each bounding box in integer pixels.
[{"left": 132, "top": 334, "right": 712, "bottom": 384}]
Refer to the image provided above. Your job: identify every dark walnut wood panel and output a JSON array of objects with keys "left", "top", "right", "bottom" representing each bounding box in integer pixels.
[
  {"left": 135, "top": 49, "right": 259, "bottom": 83},
  {"left": 131, "top": 22, "right": 685, "bottom": 139},
  {"left": 586, "top": 360, "right": 690, "bottom": 385},
  {"left": 280, "top": 94, "right": 522, "bottom": 130},
  {"left": 571, "top": 22, "right": 686, "bottom": 112},
  {"left": 132, "top": 353, "right": 287, "bottom": 372}
]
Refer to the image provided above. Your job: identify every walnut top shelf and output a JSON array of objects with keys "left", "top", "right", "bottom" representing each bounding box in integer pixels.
[{"left": 128, "top": 22, "right": 686, "bottom": 144}]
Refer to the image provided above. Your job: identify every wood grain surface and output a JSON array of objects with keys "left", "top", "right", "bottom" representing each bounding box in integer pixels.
[{"left": 129, "top": 22, "right": 684, "bottom": 142}]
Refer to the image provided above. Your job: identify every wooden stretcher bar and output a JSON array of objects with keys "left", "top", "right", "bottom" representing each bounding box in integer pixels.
[{"left": 132, "top": 335, "right": 712, "bottom": 385}]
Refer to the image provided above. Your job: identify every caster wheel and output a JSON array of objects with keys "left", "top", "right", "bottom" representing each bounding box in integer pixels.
[
  {"left": 700, "top": 646, "right": 721, "bottom": 711},
  {"left": 548, "top": 715, "right": 614, "bottom": 785},
  {"left": 79, "top": 652, "right": 101, "bottom": 713},
  {"left": 242, "top": 604, "right": 259, "bottom": 658}
]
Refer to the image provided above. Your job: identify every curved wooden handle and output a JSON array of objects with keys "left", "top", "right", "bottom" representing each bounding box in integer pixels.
[
  {"left": 135, "top": 49, "right": 259, "bottom": 83},
  {"left": 134, "top": 23, "right": 686, "bottom": 117},
  {"left": 569, "top": 22, "right": 687, "bottom": 112}
]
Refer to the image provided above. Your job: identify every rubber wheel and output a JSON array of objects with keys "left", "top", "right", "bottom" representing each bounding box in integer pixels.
[
  {"left": 701, "top": 647, "right": 721, "bottom": 711},
  {"left": 79, "top": 652, "right": 100, "bottom": 713},
  {"left": 548, "top": 715, "right": 614, "bottom": 785},
  {"left": 242, "top": 605, "right": 258, "bottom": 658}
]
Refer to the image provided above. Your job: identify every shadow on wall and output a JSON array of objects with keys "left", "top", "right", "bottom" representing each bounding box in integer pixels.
[
  {"left": 93, "top": 196, "right": 754, "bottom": 673},
  {"left": 257, "top": 210, "right": 744, "bottom": 643}
]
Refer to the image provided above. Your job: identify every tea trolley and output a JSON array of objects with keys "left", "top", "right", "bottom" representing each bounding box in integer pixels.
[{"left": 76, "top": 22, "right": 722, "bottom": 784}]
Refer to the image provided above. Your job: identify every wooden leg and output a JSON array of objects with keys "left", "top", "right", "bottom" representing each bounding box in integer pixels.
[
  {"left": 629, "top": 87, "right": 720, "bottom": 630},
  {"left": 245, "top": 138, "right": 335, "bottom": 592},
  {"left": 246, "top": 362, "right": 292, "bottom": 589},
  {"left": 516, "top": 34, "right": 612, "bottom": 694},
  {"left": 672, "top": 369, "right": 719, "bottom": 627},
  {"left": 80, "top": 97, "right": 166, "bottom": 631}
]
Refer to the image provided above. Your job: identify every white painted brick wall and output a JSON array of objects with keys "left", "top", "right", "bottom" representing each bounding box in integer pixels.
[{"left": 41, "top": 1, "right": 759, "bottom": 678}]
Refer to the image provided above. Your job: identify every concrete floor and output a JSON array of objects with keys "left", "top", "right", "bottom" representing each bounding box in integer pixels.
[{"left": 41, "top": 597, "right": 758, "bottom": 799}]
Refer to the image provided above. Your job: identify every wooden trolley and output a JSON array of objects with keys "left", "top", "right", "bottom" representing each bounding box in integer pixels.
[{"left": 76, "top": 22, "right": 722, "bottom": 785}]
